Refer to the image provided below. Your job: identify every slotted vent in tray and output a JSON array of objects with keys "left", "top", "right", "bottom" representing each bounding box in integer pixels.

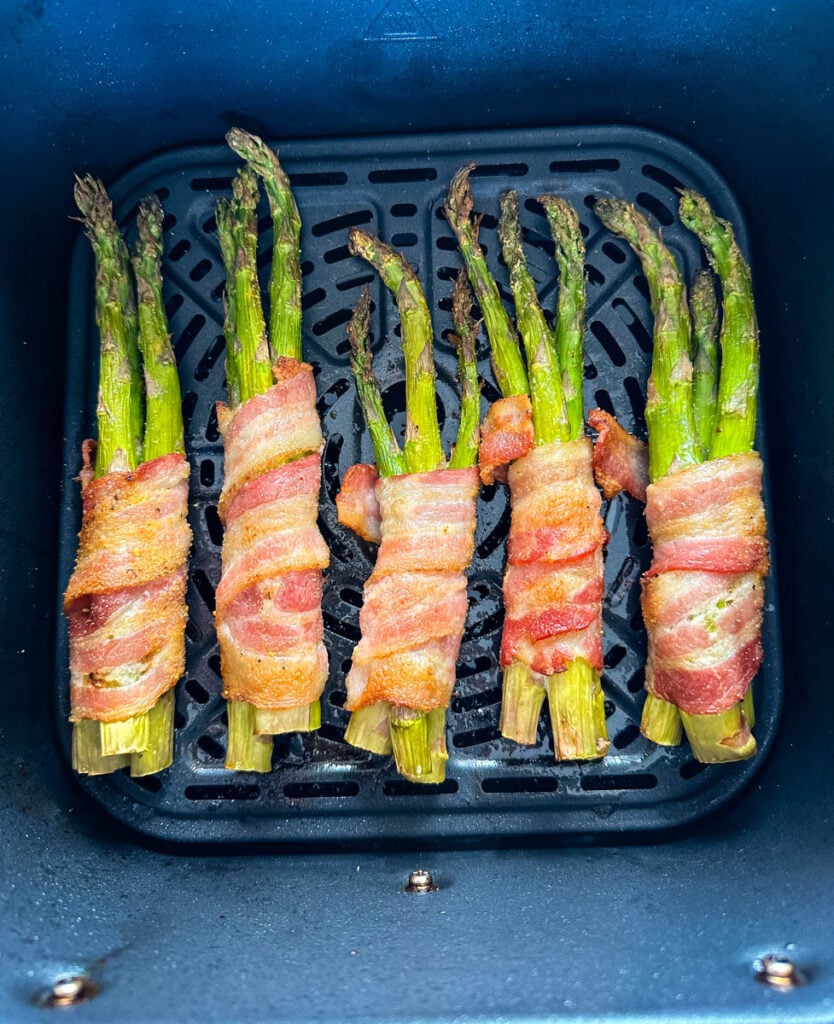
[{"left": 56, "top": 126, "right": 781, "bottom": 843}]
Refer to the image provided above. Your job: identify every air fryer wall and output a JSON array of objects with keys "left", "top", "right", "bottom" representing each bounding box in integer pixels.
[{"left": 1, "top": 3, "right": 833, "bottom": 1023}]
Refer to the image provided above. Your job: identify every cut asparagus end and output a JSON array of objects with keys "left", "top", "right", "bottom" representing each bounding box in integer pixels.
[
  {"left": 741, "top": 683, "right": 755, "bottom": 731},
  {"left": 129, "top": 690, "right": 175, "bottom": 777},
  {"left": 641, "top": 692, "right": 683, "bottom": 746},
  {"left": 99, "top": 713, "right": 151, "bottom": 757},
  {"left": 680, "top": 703, "right": 757, "bottom": 763},
  {"left": 254, "top": 701, "right": 321, "bottom": 736},
  {"left": 500, "top": 662, "right": 546, "bottom": 745},
  {"left": 225, "top": 700, "right": 274, "bottom": 772},
  {"left": 344, "top": 702, "right": 394, "bottom": 756},
  {"left": 389, "top": 706, "right": 448, "bottom": 784},
  {"left": 72, "top": 719, "right": 130, "bottom": 775},
  {"left": 546, "top": 658, "right": 609, "bottom": 761}
]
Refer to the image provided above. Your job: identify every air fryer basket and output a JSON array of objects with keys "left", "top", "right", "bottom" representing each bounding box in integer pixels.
[
  {"left": 3, "top": 2, "right": 832, "bottom": 1022},
  {"left": 57, "top": 126, "right": 781, "bottom": 842}
]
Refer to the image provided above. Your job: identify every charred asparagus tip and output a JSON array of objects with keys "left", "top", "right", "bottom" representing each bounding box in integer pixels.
[{"left": 347, "top": 286, "right": 373, "bottom": 359}]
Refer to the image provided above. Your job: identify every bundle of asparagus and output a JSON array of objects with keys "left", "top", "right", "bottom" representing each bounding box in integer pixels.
[
  {"left": 445, "top": 167, "right": 609, "bottom": 760},
  {"left": 594, "top": 192, "right": 768, "bottom": 762},
  {"left": 335, "top": 232, "right": 480, "bottom": 783},
  {"left": 65, "top": 180, "right": 190, "bottom": 776},
  {"left": 214, "top": 130, "right": 330, "bottom": 772}
]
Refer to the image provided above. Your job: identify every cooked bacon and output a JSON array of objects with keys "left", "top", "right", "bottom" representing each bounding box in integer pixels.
[
  {"left": 501, "top": 439, "right": 606, "bottom": 676},
  {"left": 336, "top": 463, "right": 381, "bottom": 544},
  {"left": 216, "top": 361, "right": 329, "bottom": 711},
  {"left": 588, "top": 408, "right": 649, "bottom": 502},
  {"left": 345, "top": 467, "right": 478, "bottom": 712},
  {"left": 64, "top": 450, "right": 191, "bottom": 722},
  {"left": 478, "top": 393, "right": 534, "bottom": 485},
  {"left": 216, "top": 357, "right": 324, "bottom": 520},
  {"left": 642, "top": 452, "right": 769, "bottom": 714}
]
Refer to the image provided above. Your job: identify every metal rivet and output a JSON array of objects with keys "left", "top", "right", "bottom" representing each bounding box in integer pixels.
[
  {"left": 405, "top": 869, "right": 437, "bottom": 893},
  {"left": 42, "top": 974, "right": 100, "bottom": 1008},
  {"left": 754, "top": 954, "right": 804, "bottom": 990}
]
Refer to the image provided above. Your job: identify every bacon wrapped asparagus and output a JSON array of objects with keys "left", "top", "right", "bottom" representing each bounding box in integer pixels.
[
  {"left": 594, "top": 193, "right": 768, "bottom": 762},
  {"left": 65, "top": 181, "right": 190, "bottom": 776},
  {"left": 446, "top": 168, "right": 608, "bottom": 760},
  {"left": 214, "top": 130, "right": 329, "bottom": 772},
  {"left": 336, "top": 234, "right": 480, "bottom": 783}
]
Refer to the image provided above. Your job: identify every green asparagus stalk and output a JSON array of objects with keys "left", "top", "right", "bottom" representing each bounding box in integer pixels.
[
  {"left": 533, "top": 195, "right": 609, "bottom": 760},
  {"left": 346, "top": 287, "right": 406, "bottom": 477},
  {"left": 539, "top": 195, "right": 587, "bottom": 441},
  {"left": 215, "top": 168, "right": 273, "bottom": 405},
  {"left": 497, "top": 191, "right": 569, "bottom": 445},
  {"left": 217, "top": 157, "right": 319, "bottom": 770},
  {"left": 100, "top": 197, "right": 186, "bottom": 773},
  {"left": 340, "top": 293, "right": 401, "bottom": 755},
  {"left": 345, "top": 230, "right": 455, "bottom": 782},
  {"left": 678, "top": 190, "right": 759, "bottom": 459},
  {"left": 689, "top": 268, "right": 720, "bottom": 459},
  {"left": 348, "top": 229, "right": 445, "bottom": 475},
  {"left": 448, "top": 271, "right": 482, "bottom": 470},
  {"left": 594, "top": 199, "right": 700, "bottom": 482},
  {"left": 73, "top": 179, "right": 179, "bottom": 775},
  {"left": 226, "top": 128, "right": 302, "bottom": 361},
  {"left": 456, "top": 179, "right": 605, "bottom": 758},
  {"left": 133, "top": 196, "right": 185, "bottom": 460},
  {"left": 679, "top": 190, "right": 759, "bottom": 760},
  {"left": 596, "top": 198, "right": 755, "bottom": 760},
  {"left": 74, "top": 175, "right": 143, "bottom": 477},
  {"left": 445, "top": 166, "right": 529, "bottom": 398}
]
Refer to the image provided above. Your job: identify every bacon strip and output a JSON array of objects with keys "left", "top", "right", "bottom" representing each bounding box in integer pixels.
[
  {"left": 501, "top": 439, "right": 606, "bottom": 677},
  {"left": 642, "top": 452, "right": 769, "bottom": 714},
  {"left": 478, "top": 393, "right": 534, "bottom": 485},
  {"left": 588, "top": 408, "right": 649, "bottom": 502},
  {"left": 64, "top": 449, "right": 191, "bottom": 722},
  {"left": 336, "top": 463, "right": 381, "bottom": 544},
  {"left": 216, "top": 359, "right": 330, "bottom": 711},
  {"left": 345, "top": 467, "right": 478, "bottom": 713}
]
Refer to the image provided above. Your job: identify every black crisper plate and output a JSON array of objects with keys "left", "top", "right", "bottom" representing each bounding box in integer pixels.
[{"left": 56, "top": 126, "right": 782, "bottom": 843}]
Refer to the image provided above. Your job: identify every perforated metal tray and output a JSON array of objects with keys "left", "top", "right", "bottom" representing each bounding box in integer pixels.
[{"left": 56, "top": 125, "right": 782, "bottom": 843}]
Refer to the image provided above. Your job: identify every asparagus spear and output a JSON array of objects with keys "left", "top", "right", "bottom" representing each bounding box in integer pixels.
[
  {"left": 679, "top": 190, "right": 760, "bottom": 761},
  {"left": 448, "top": 271, "right": 482, "bottom": 470},
  {"left": 71, "top": 181, "right": 182, "bottom": 775},
  {"left": 74, "top": 175, "right": 143, "bottom": 476},
  {"left": 445, "top": 166, "right": 528, "bottom": 398},
  {"left": 346, "top": 229, "right": 475, "bottom": 782},
  {"left": 497, "top": 191, "right": 569, "bottom": 445},
  {"left": 595, "top": 198, "right": 755, "bottom": 760},
  {"left": 216, "top": 160, "right": 321, "bottom": 772},
  {"left": 678, "top": 191, "right": 759, "bottom": 459},
  {"left": 449, "top": 174, "right": 606, "bottom": 758},
  {"left": 73, "top": 177, "right": 145, "bottom": 775},
  {"left": 340, "top": 292, "right": 399, "bottom": 756},
  {"left": 226, "top": 128, "right": 303, "bottom": 360},
  {"left": 689, "top": 268, "right": 720, "bottom": 459},
  {"left": 539, "top": 195, "right": 587, "bottom": 441}
]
